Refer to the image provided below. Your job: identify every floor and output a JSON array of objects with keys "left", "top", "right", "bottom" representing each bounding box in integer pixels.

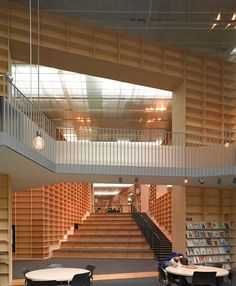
[{"left": 13, "top": 258, "right": 158, "bottom": 286}]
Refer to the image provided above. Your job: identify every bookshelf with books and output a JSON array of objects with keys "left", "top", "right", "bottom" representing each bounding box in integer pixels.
[{"left": 186, "top": 221, "right": 232, "bottom": 270}]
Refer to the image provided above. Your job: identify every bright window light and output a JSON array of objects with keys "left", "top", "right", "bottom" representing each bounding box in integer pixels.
[
  {"left": 94, "top": 191, "right": 120, "bottom": 195},
  {"left": 93, "top": 183, "right": 133, "bottom": 188}
]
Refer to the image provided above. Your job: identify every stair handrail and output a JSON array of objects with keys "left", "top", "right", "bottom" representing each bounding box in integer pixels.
[{"left": 132, "top": 205, "right": 161, "bottom": 259}]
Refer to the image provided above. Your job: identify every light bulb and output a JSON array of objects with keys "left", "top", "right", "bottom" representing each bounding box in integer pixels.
[
  {"left": 184, "top": 178, "right": 188, "bottom": 184},
  {"left": 32, "top": 130, "right": 45, "bottom": 150},
  {"left": 224, "top": 141, "right": 230, "bottom": 148}
]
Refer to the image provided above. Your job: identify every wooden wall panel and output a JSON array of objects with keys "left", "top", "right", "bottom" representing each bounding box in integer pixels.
[
  {"left": 149, "top": 185, "right": 172, "bottom": 237},
  {"left": 0, "top": 174, "right": 12, "bottom": 285},
  {"left": 12, "top": 182, "right": 92, "bottom": 259}
]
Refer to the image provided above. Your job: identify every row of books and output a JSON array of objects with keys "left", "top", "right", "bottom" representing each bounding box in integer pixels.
[
  {"left": 187, "top": 255, "right": 231, "bottom": 264},
  {"left": 186, "top": 222, "right": 231, "bottom": 230},
  {"left": 186, "top": 230, "right": 231, "bottom": 239},
  {"left": 187, "top": 246, "right": 230, "bottom": 256},
  {"left": 186, "top": 238, "right": 230, "bottom": 247}
]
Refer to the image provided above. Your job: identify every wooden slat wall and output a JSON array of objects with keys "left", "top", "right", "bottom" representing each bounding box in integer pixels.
[
  {"left": 0, "top": 175, "right": 12, "bottom": 286},
  {"left": 12, "top": 182, "right": 92, "bottom": 259},
  {"left": 0, "top": 1, "right": 235, "bottom": 138},
  {"left": 149, "top": 185, "right": 172, "bottom": 236}
]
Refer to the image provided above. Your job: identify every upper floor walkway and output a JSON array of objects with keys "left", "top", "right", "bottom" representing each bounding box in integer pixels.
[{"left": 0, "top": 75, "right": 236, "bottom": 190}]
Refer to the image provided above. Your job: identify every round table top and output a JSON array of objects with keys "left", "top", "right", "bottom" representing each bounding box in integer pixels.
[
  {"left": 25, "top": 267, "right": 90, "bottom": 282},
  {"left": 166, "top": 265, "right": 229, "bottom": 277}
]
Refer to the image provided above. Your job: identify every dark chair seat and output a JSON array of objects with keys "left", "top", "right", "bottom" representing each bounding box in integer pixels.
[
  {"left": 71, "top": 273, "right": 90, "bottom": 286},
  {"left": 84, "top": 265, "right": 95, "bottom": 284},
  {"left": 191, "top": 271, "right": 217, "bottom": 286}
]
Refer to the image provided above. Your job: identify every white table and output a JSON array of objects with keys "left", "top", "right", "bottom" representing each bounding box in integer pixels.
[
  {"left": 166, "top": 265, "right": 229, "bottom": 286},
  {"left": 166, "top": 265, "right": 229, "bottom": 277},
  {"left": 25, "top": 268, "right": 90, "bottom": 282}
]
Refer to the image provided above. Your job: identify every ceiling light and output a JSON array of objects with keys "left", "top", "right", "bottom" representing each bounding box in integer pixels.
[
  {"left": 198, "top": 178, "right": 204, "bottom": 185},
  {"left": 211, "top": 23, "right": 217, "bottom": 30},
  {"left": 32, "top": 130, "right": 45, "bottom": 150},
  {"left": 145, "top": 106, "right": 167, "bottom": 112},
  {"left": 94, "top": 191, "right": 120, "bottom": 196},
  {"left": 225, "top": 23, "right": 231, "bottom": 29},
  {"left": 224, "top": 141, "right": 230, "bottom": 148},
  {"left": 232, "top": 13, "right": 236, "bottom": 20},
  {"left": 93, "top": 183, "right": 132, "bottom": 188},
  {"left": 216, "top": 13, "right": 221, "bottom": 21},
  {"left": 157, "top": 117, "right": 162, "bottom": 121},
  {"left": 184, "top": 178, "right": 188, "bottom": 184}
]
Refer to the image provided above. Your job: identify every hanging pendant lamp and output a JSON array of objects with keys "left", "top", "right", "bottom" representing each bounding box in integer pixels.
[{"left": 32, "top": 0, "right": 45, "bottom": 150}]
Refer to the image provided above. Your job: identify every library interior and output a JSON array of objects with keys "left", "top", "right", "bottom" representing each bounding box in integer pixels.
[{"left": 0, "top": 0, "right": 236, "bottom": 286}]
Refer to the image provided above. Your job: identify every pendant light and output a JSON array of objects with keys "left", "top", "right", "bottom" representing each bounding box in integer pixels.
[{"left": 32, "top": 0, "right": 45, "bottom": 150}]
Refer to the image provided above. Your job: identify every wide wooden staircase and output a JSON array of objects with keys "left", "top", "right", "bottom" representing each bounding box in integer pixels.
[{"left": 52, "top": 213, "right": 154, "bottom": 259}]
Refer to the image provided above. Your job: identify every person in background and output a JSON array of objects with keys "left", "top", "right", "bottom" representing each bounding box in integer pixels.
[{"left": 169, "top": 254, "right": 184, "bottom": 267}]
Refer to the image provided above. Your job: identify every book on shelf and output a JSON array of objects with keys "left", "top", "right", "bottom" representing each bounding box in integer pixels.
[
  {"left": 224, "top": 223, "right": 231, "bottom": 229},
  {"left": 193, "top": 223, "right": 200, "bottom": 229},
  {"left": 187, "top": 230, "right": 193, "bottom": 238},
  {"left": 194, "top": 231, "right": 200, "bottom": 237},
  {"left": 206, "top": 222, "right": 213, "bottom": 229},
  {"left": 187, "top": 223, "right": 193, "bottom": 229},
  {"left": 200, "top": 248, "right": 206, "bottom": 255}
]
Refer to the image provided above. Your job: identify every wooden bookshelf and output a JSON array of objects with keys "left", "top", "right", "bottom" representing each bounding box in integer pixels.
[
  {"left": 186, "top": 187, "right": 232, "bottom": 222},
  {"left": 185, "top": 187, "right": 234, "bottom": 268},
  {"left": 186, "top": 221, "right": 232, "bottom": 270},
  {"left": 13, "top": 182, "right": 92, "bottom": 259},
  {"left": 0, "top": 175, "right": 12, "bottom": 285},
  {"left": 0, "top": 1, "right": 235, "bottom": 138},
  {"left": 149, "top": 185, "right": 171, "bottom": 235}
]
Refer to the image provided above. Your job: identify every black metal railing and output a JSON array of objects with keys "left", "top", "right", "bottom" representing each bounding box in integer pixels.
[
  {"left": 132, "top": 205, "right": 172, "bottom": 260},
  {"left": 132, "top": 205, "right": 161, "bottom": 259}
]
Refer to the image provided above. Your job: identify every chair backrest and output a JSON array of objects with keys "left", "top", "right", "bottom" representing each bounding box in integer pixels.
[
  {"left": 22, "top": 268, "right": 30, "bottom": 286},
  {"left": 192, "top": 271, "right": 217, "bottom": 286},
  {"left": 47, "top": 263, "right": 63, "bottom": 268},
  {"left": 71, "top": 273, "right": 90, "bottom": 286},
  {"left": 84, "top": 265, "right": 96, "bottom": 279},
  {"left": 28, "top": 281, "right": 58, "bottom": 286},
  {"left": 158, "top": 267, "right": 168, "bottom": 285}
]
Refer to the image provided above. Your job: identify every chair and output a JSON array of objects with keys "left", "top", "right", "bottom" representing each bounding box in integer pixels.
[
  {"left": 22, "top": 268, "right": 30, "bottom": 286},
  {"left": 84, "top": 265, "right": 96, "bottom": 284},
  {"left": 191, "top": 271, "right": 217, "bottom": 286},
  {"left": 71, "top": 273, "right": 90, "bottom": 286},
  {"left": 158, "top": 267, "right": 170, "bottom": 285},
  {"left": 28, "top": 281, "right": 58, "bottom": 286},
  {"left": 47, "top": 264, "right": 64, "bottom": 268}
]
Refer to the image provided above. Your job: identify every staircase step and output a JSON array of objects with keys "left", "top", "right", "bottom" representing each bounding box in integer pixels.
[
  {"left": 53, "top": 248, "right": 154, "bottom": 259},
  {"left": 68, "top": 234, "right": 144, "bottom": 240},
  {"left": 79, "top": 225, "right": 139, "bottom": 229},
  {"left": 61, "top": 241, "right": 150, "bottom": 249},
  {"left": 73, "top": 230, "right": 142, "bottom": 235}
]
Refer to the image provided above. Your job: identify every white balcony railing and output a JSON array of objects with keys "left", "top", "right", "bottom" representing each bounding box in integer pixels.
[{"left": 0, "top": 74, "right": 235, "bottom": 177}]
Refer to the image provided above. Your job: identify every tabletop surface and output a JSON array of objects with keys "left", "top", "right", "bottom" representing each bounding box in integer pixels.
[
  {"left": 166, "top": 265, "right": 229, "bottom": 277},
  {"left": 25, "top": 267, "right": 90, "bottom": 281}
]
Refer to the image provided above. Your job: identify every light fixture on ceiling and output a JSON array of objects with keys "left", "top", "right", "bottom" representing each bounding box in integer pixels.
[
  {"left": 145, "top": 106, "right": 167, "bottom": 112},
  {"left": 184, "top": 177, "right": 188, "bottom": 184},
  {"left": 224, "top": 140, "right": 230, "bottom": 148},
  {"left": 32, "top": 0, "right": 45, "bottom": 150},
  {"left": 198, "top": 178, "right": 204, "bottom": 185}
]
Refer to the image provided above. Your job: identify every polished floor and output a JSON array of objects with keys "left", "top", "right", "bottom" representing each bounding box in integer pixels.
[{"left": 13, "top": 258, "right": 158, "bottom": 286}]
